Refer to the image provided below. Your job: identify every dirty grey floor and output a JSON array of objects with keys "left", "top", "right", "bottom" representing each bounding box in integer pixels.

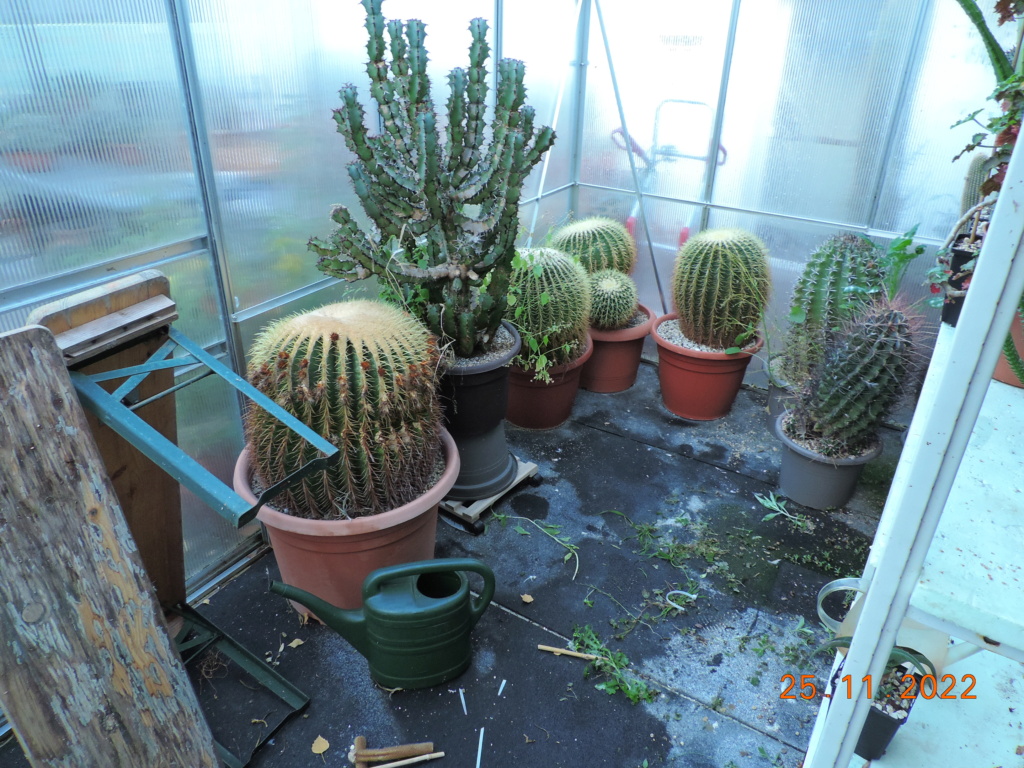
[{"left": 0, "top": 361, "right": 904, "bottom": 768}]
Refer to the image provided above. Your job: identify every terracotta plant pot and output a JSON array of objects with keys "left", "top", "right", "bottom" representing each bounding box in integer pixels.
[
  {"left": 506, "top": 335, "right": 594, "bottom": 429},
  {"left": 233, "top": 430, "right": 460, "bottom": 615},
  {"left": 993, "top": 312, "right": 1024, "bottom": 388},
  {"left": 773, "top": 414, "right": 882, "bottom": 510},
  {"left": 580, "top": 304, "right": 656, "bottom": 393},
  {"left": 652, "top": 313, "right": 762, "bottom": 421}
]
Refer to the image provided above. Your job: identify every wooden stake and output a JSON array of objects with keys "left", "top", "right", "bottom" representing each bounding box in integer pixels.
[{"left": 537, "top": 644, "right": 601, "bottom": 661}]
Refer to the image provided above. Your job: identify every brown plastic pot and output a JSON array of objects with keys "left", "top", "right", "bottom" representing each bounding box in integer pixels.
[
  {"left": 773, "top": 414, "right": 881, "bottom": 510},
  {"left": 652, "top": 314, "right": 762, "bottom": 421},
  {"left": 580, "top": 304, "right": 656, "bottom": 393},
  {"left": 233, "top": 429, "right": 460, "bottom": 615},
  {"left": 506, "top": 335, "right": 594, "bottom": 429}
]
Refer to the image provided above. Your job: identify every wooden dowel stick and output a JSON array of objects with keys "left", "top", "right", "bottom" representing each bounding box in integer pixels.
[
  {"left": 375, "top": 752, "right": 445, "bottom": 768},
  {"left": 537, "top": 644, "right": 600, "bottom": 661}
]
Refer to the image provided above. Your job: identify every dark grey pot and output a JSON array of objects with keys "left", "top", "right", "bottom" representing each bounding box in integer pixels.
[
  {"left": 773, "top": 414, "right": 882, "bottom": 510},
  {"left": 440, "top": 321, "right": 522, "bottom": 502}
]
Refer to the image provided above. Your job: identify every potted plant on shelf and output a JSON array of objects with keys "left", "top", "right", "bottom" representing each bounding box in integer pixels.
[
  {"left": 232, "top": 300, "right": 460, "bottom": 613},
  {"left": 579, "top": 269, "right": 655, "bottom": 393},
  {"left": 818, "top": 638, "right": 937, "bottom": 760},
  {"left": 548, "top": 216, "right": 638, "bottom": 274},
  {"left": 773, "top": 298, "right": 917, "bottom": 510},
  {"left": 308, "top": 0, "right": 555, "bottom": 501},
  {"left": 652, "top": 228, "right": 771, "bottom": 420},
  {"left": 505, "top": 247, "right": 593, "bottom": 429}
]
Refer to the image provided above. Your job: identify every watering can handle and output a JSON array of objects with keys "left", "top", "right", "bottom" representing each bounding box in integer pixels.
[{"left": 362, "top": 558, "right": 496, "bottom": 625}]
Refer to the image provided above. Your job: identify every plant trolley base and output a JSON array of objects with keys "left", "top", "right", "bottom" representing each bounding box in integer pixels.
[{"left": 441, "top": 456, "right": 540, "bottom": 533}]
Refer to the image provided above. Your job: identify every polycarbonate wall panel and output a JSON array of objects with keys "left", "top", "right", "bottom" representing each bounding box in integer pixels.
[
  {"left": 0, "top": 0, "right": 203, "bottom": 289},
  {"left": 714, "top": 0, "right": 922, "bottom": 226},
  {"left": 873, "top": 0, "right": 1017, "bottom": 240},
  {"left": 578, "top": 2, "right": 732, "bottom": 200}
]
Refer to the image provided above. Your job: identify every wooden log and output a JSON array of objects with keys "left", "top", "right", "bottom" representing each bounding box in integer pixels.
[{"left": 0, "top": 326, "right": 219, "bottom": 767}]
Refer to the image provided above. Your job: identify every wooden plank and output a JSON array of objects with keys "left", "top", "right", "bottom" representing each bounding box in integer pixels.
[
  {"left": 52, "top": 294, "right": 178, "bottom": 364},
  {"left": 28, "top": 273, "right": 185, "bottom": 607},
  {"left": 440, "top": 458, "right": 539, "bottom": 526},
  {"left": 0, "top": 325, "right": 219, "bottom": 767}
]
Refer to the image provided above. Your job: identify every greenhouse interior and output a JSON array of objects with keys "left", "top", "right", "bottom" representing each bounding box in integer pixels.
[{"left": 1, "top": 0, "right": 1023, "bottom": 766}]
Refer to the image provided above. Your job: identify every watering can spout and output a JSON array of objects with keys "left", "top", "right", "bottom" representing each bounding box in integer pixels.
[{"left": 270, "top": 581, "right": 368, "bottom": 654}]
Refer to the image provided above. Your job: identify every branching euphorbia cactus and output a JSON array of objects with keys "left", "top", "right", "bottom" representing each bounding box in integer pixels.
[{"left": 309, "top": 0, "right": 556, "bottom": 357}]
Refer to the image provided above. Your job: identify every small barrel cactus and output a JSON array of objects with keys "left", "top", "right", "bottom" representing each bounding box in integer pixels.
[
  {"left": 782, "top": 233, "right": 885, "bottom": 384},
  {"left": 671, "top": 228, "right": 770, "bottom": 349},
  {"left": 589, "top": 269, "right": 638, "bottom": 330},
  {"left": 244, "top": 300, "right": 442, "bottom": 520},
  {"left": 787, "top": 300, "right": 915, "bottom": 457},
  {"left": 508, "top": 247, "right": 591, "bottom": 371},
  {"left": 550, "top": 217, "right": 637, "bottom": 274}
]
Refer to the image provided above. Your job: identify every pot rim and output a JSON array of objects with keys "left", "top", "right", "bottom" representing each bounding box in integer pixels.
[
  {"left": 510, "top": 332, "right": 594, "bottom": 379},
  {"left": 445, "top": 320, "right": 522, "bottom": 376},
  {"left": 652, "top": 313, "right": 764, "bottom": 360},
  {"left": 773, "top": 413, "right": 883, "bottom": 467},
  {"left": 589, "top": 303, "right": 656, "bottom": 343},
  {"left": 234, "top": 428, "right": 460, "bottom": 536}
]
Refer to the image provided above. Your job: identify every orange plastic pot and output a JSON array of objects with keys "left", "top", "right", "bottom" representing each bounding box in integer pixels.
[
  {"left": 580, "top": 304, "right": 656, "bottom": 393},
  {"left": 233, "top": 429, "right": 460, "bottom": 614},
  {"left": 652, "top": 314, "right": 762, "bottom": 421},
  {"left": 506, "top": 335, "right": 594, "bottom": 429}
]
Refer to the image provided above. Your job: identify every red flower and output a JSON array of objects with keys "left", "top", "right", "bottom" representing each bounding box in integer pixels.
[{"left": 930, "top": 284, "right": 942, "bottom": 294}]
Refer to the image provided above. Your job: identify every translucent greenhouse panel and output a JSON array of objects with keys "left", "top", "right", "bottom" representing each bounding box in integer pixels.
[
  {"left": 0, "top": 1, "right": 203, "bottom": 290},
  {"left": 714, "top": 0, "right": 922, "bottom": 226},
  {"left": 872, "top": 0, "right": 1017, "bottom": 240},
  {"left": 518, "top": 188, "right": 573, "bottom": 248},
  {"left": 578, "top": 2, "right": 732, "bottom": 202}
]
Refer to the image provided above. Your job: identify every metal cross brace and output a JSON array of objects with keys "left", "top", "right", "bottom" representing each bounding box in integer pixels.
[{"left": 70, "top": 326, "right": 339, "bottom": 527}]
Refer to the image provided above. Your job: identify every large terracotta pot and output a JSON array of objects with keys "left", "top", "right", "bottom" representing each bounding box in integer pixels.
[
  {"left": 993, "top": 312, "right": 1024, "bottom": 388},
  {"left": 652, "top": 313, "right": 762, "bottom": 421},
  {"left": 506, "top": 335, "right": 594, "bottom": 429},
  {"left": 580, "top": 304, "right": 656, "bottom": 393},
  {"left": 233, "top": 430, "right": 460, "bottom": 614}
]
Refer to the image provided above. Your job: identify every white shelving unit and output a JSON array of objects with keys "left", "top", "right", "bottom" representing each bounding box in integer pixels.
[{"left": 802, "top": 132, "right": 1024, "bottom": 766}]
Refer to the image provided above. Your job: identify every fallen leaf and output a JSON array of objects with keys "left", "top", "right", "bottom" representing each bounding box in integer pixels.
[
  {"left": 312, "top": 736, "right": 329, "bottom": 755},
  {"left": 288, "top": 638, "right": 304, "bottom": 648},
  {"left": 251, "top": 718, "right": 267, "bottom": 727},
  {"left": 1016, "top": 744, "right": 1024, "bottom": 756},
  {"left": 521, "top": 594, "right": 534, "bottom": 604}
]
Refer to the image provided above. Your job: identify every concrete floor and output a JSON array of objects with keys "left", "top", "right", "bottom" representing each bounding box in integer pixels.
[{"left": 0, "top": 361, "right": 905, "bottom": 768}]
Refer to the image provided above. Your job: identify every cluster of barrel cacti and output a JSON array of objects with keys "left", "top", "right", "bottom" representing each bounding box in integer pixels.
[
  {"left": 671, "top": 229, "right": 771, "bottom": 349},
  {"left": 589, "top": 270, "right": 638, "bottom": 330},
  {"left": 780, "top": 233, "right": 885, "bottom": 385},
  {"left": 785, "top": 300, "right": 915, "bottom": 457},
  {"left": 244, "top": 300, "right": 442, "bottom": 519},
  {"left": 309, "top": 0, "right": 555, "bottom": 357},
  {"left": 549, "top": 217, "right": 637, "bottom": 274},
  {"left": 507, "top": 248, "right": 591, "bottom": 378}
]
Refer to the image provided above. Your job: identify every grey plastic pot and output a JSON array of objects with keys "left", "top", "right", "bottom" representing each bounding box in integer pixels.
[{"left": 773, "top": 414, "right": 882, "bottom": 510}]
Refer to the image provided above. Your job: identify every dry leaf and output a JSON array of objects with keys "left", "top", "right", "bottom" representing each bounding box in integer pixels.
[
  {"left": 288, "top": 638, "right": 304, "bottom": 648},
  {"left": 312, "top": 736, "right": 329, "bottom": 755},
  {"left": 521, "top": 594, "right": 534, "bottom": 604},
  {"left": 1016, "top": 745, "right": 1024, "bottom": 756}
]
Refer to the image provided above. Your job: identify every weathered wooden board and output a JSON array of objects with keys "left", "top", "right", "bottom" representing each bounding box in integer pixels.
[
  {"left": 0, "top": 325, "right": 218, "bottom": 767},
  {"left": 28, "top": 271, "right": 185, "bottom": 606}
]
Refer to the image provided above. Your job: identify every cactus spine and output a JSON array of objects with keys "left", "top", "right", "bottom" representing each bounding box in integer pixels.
[
  {"left": 244, "top": 300, "right": 442, "bottom": 519},
  {"left": 589, "top": 269, "right": 638, "bottom": 330},
  {"left": 671, "top": 229, "right": 770, "bottom": 349},
  {"left": 781, "top": 234, "right": 885, "bottom": 385},
  {"left": 308, "top": 0, "right": 555, "bottom": 357},
  {"left": 508, "top": 247, "right": 591, "bottom": 369},
  {"left": 550, "top": 217, "right": 637, "bottom": 274},
  {"left": 787, "top": 300, "right": 915, "bottom": 457}
]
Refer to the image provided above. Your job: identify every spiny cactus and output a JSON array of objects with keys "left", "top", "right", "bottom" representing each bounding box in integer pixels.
[
  {"left": 308, "top": 0, "right": 556, "bottom": 357},
  {"left": 589, "top": 269, "right": 638, "bottom": 330},
  {"left": 960, "top": 152, "right": 989, "bottom": 216},
  {"left": 786, "top": 300, "right": 915, "bottom": 458},
  {"left": 781, "top": 233, "right": 886, "bottom": 385},
  {"left": 549, "top": 217, "right": 637, "bottom": 274},
  {"left": 671, "top": 229, "right": 770, "bottom": 349},
  {"left": 508, "top": 247, "right": 591, "bottom": 372},
  {"left": 244, "top": 300, "right": 442, "bottom": 520}
]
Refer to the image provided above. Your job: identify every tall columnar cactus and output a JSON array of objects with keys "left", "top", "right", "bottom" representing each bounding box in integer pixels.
[
  {"left": 671, "top": 229, "right": 770, "bottom": 349},
  {"left": 787, "top": 300, "right": 915, "bottom": 458},
  {"left": 781, "top": 233, "right": 886, "bottom": 385},
  {"left": 244, "top": 300, "right": 442, "bottom": 520},
  {"left": 508, "top": 247, "right": 591, "bottom": 371},
  {"left": 308, "top": 0, "right": 556, "bottom": 357},
  {"left": 589, "top": 269, "right": 638, "bottom": 330},
  {"left": 549, "top": 217, "right": 637, "bottom": 274},
  {"left": 960, "top": 152, "right": 990, "bottom": 217}
]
